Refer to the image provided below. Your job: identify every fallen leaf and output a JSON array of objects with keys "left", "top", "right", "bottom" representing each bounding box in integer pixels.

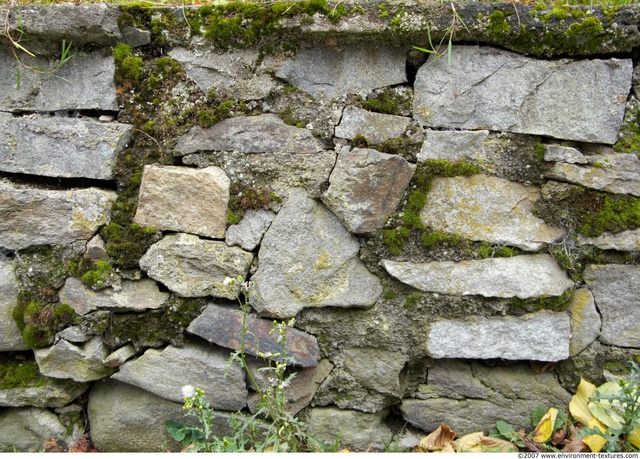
[
  {"left": 588, "top": 381, "right": 624, "bottom": 430},
  {"left": 562, "top": 425, "right": 589, "bottom": 452},
  {"left": 44, "top": 437, "right": 65, "bottom": 452},
  {"left": 452, "top": 432, "right": 518, "bottom": 453},
  {"left": 582, "top": 418, "right": 608, "bottom": 453},
  {"left": 628, "top": 426, "right": 640, "bottom": 450},
  {"left": 418, "top": 424, "right": 457, "bottom": 451},
  {"left": 551, "top": 411, "right": 568, "bottom": 446},
  {"left": 533, "top": 408, "right": 558, "bottom": 443},
  {"left": 569, "top": 378, "right": 598, "bottom": 425}
]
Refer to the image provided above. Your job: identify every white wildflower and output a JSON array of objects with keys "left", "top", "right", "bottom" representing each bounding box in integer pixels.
[
  {"left": 223, "top": 277, "right": 234, "bottom": 286},
  {"left": 181, "top": 385, "right": 195, "bottom": 398}
]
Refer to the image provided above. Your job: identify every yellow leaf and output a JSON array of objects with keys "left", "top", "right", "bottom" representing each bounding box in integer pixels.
[
  {"left": 582, "top": 418, "right": 608, "bottom": 453},
  {"left": 451, "top": 432, "right": 518, "bottom": 453},
  {"left": 418, "top": 425, "right": 457, "bottom": 451},
  {"left": 452, "top": 432, "right": 483, "bottom": 452},
  {"left": 533, "top": 408, "right": 558, "bottom": 443},
  {"left": 629, "top": 426, "right": 640, "bottom": 450},
  {"left": 588, "top": 381, "right": 625, "bottom": 430},
  {"left": 569, "top": 378, "right": 598, "bottom": 425}
]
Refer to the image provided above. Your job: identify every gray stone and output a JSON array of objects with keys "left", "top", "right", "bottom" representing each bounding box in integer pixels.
[
  {"left": 0, "top": 374, "right": 89, "bottom": 408},
  {"left": 544, "top": 145, "right": 589, "bottom": 164},
  {"left": 583, "top": 264, "right": 640, "bottom": 347},
  {"left": 225, "top": 210, "right": 275, "bottom": 251},
  {"left": 0, "top": 180, "right": 117, "bottom": 251},
  {"left": 187, "top": 303, "right": 321, "bottom": 367},
  {"left": 546, "top": 152, "right": 640, "bottom": 196},
  {"left": 85, "top": 234, "right": 109, "bottom": 261},
  {"left": 175, "top": 114, "right": 322, "bottom": 156},
  {"left": 56, "top": 326, "right": 92, "bottom": 343},
  {"left": 578, "top": 229, "right": 640, "bottom": 251},
  {"left": 322, "top": 147, "right": 415, "bottom": 234},
  {"left": 89, "top": 379, "right": 237, "bottom": 452},
  {"left": 275, "top": 43, "right": 407, "bottom": 100},
  {"left": 134, "top": 165, "right": 230, "bottom": 239},
  {"left": 0, "top": 50, "right": 119, "bottom": 112},
  {"left": 0, "top": 113, "right": 131, "bottom": 180},
  {"left": 139, "top": 233, "right": 254, "bottom": 299},
  {"left": 418, "top": 129, "right": 490, "bottom": 163},
  {"left": 414, "top": 46, "right": 631, "bottom": 144},
  {"left": 59, "top": 277, "right": 169, "bottom": 315},
  {"left": 306, "top": 407, "right": 393, "bottom": 451},
  {"left": 0, "top": 259, "right": 28, "bottom": 351},
  {"left": 103, "top": 344, "right": 137, "bottom": 368},
  {"left": 0, "top": 407, "right": 82, "bottom": 452},
  {"left": 34, "top": 336, "right": 115, "bottom": 382},
  {"left": 569, "top": 288, "right": 601, "bottom": 357},
  {"left": 425, "top": 310, "right": 571, "bottom": 361},
  {"left": 249, "top": 188, "right": 383, "bottom": 318},
  {"left": 419, "top": 360, "right": 491, "bottom": 400},
  {"left": 382, "top": 254, "right": 573, "bottom": 299},
  {"left": 335, "top": 106, "right": 411, "bottom": 144},
  {"left": 312, "top": 367, "right": 392, "bottom": 413},
  {"left": 343, "top": 348, "right": 405, "bottom": 396},
  {"left": 420, "top": 174, "right": 564, "bottom": 251},
  {"left": 169, "top": 47, "right": 275, "bottom": 100},
  {"left": 121, "top": 26, "right": 151, "bottom": 48},
  {"left": 111, "top": 339, "right": 247, "bottom": 410}
]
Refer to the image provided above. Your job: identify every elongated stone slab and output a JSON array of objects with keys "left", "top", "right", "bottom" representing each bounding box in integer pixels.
[
  {"left": 414, "top": 45, "right": 631, "bottom": 144},
  {"left": 418, "top": 129, "right": 490, "bottom": 163},
  {"left": 0, "top": 260, "right": 28, "bottom": 351},
  {"left": 382, "top": 254, "right": 573, "bottom": 299},
  {"left": 0, "top": 181, "right": 117, "bottom": 251},
  {"left": 0, "top": 113, "right": 131, "bottom": 180},
  {"left": 335, "top": 106, "right": 411, "bottom": 145},
  {"left": 578, "top": 229, "right": 640, "bottom": 251},
  {"left": 426, "top": 310, "right": 571, "bottom": 361},
  {"left": 187, "top": 303, "right": 321, "bottom": 367}
]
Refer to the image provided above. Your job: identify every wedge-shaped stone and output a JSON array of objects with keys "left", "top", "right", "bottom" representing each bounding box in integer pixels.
[
  {"left": 335, "top": 106, "right": 411, "bottom": 145},
  {"left": 34, "top": 336, "right": 116, "bottom": 382},
  {"left": 545, "top": 152, "right": 640, "bottom": 196},
  {"left": 249, "top": 188, "right": 383, "bottom": 318},
  {"left": 275, "top": 44, "right": 407, "bottom": 100},
  {"left": 583, "top": 264, "right": 640, "bottom": 347},
  {"left": 414, "top": 46, "right": 631, "bottom": 144},
  {"left": 382, "top": 255, "right": 573, "bottom": 299},
  {"left": 225, "top": 209, "right": 275, "bottom": 251},
  {"left": 134, "top": 165, "right": 230, "bottom": 239},
  {"left": 426, "top": 310, "right": 571, "bottom": 361},
  {"left": 111, "top": 339, "right": 247, "bottom": 410},
  {"left": 139, "top": 233, "right": 253, "bottom": 298},
  {"left": 322, "top": 147, "right": 415, "bottom": 234},
  {"left": 0, "top": 181, "right": 117, "bottom": 251},
  {"left": 175, "top": 114, "right": 322, "bottom": 156},
  {"left": 59, "top": 277, "right": 169, "bottom": 315},
  {"left": 0, "top": 260, "right": 28, "bottom": 351},
  {"left": 420, "top": 174, "right": 564, "bottom": 251},
  {"left": 188, "top": 303, "right": 321, "bottom": 367}
]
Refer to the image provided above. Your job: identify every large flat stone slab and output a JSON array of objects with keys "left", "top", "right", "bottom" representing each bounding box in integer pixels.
[
  {"left": 322, "top": 147, "right": 415, "bottom": 234},
  {"left": 0, "top": 180, "right": 117, "bottom": 251},
  {"left": 133, "top": 165, "right": 230, "bottom": 239},
  {"left": 583, "top": 264, "right": 640, "bottom": 347},
  {"left": 426, "top": 310, "right": 571, "bottom": 361},
  {"left": 249, "top": 188, "right": 383, "bottom": 318},
  {"left": 0, "top": 113, "right": 131, "bottom": 180},
  {"left": 414, "top": 45, "right": 631, "bottom": 144},
  {"left": 334, "top": 106, "right": 411, "bottom": 144},
  {"left": 187, "top": 303, "right": 321, "bottom": 368},
  {"left": 111, "top": 339, "right": 247, "bottom": 410},
  {"left": 0, "top": 260, "right": 28, "bottom": 351},
  {"left": 139, "top": 233, "right": 253, "bottom": 298},
  {"left": 420, "top": 174, "right": 564, "bottom": 251},
  {"left": 382, "top": 254, "right": 573, "bottom": 299},
  {"left": 275, "top": 43, "right": 407, "bottom": 100}
]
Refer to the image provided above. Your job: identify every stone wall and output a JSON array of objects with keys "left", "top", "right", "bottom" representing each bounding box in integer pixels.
[{"left": 1, "top": 1, "right": 640, "bottom": 451}]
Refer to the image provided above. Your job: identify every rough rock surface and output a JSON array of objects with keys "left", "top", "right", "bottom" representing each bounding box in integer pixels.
[
  {"left": 426, "top": 310, "right": 571, "bottom": 361},
  {"left": 139, "top": 233, "right": 253, "bottom": 298},
  {"left": 0, "top": 407, "right": 82, "bottom": 452},
  {"left": 134, "top": 165, "right": 230, "bottom": 239},
  {"left": 568, "top": 288, "right": 601, "bottom": 357},
  {"left": 544, "top": 145, "right": 589, "bottom": 164},
  {"left": 169, "top": 47, "right": 275, "bottom": 100},
  {"left": 402, "top": 362, "right": 572, "bottom": 434},
  {"left": 34, "top": 336, "right": 115, "bottom": 382},
  {"left": 306, "top": 407, "right": 393, "bottom": 451},
  {"left": 0, "top": 260, "right": 28, "bottom": 351},
  {"left": 187, "top": 303, "right": 321, "bottom": 367},
  {"left": 420, "top": 175, "right": 564, "bottom": 250},
  {"left": 322, "top": 147, "right": 415, "bottom": 234},
  {"left": 0, "top": 180, "right": 117, "bottom": 251},
  {"left": 112, "top": 339, "right": 247, "bottom": 409},
  {"left": 577, "top": 229, "right": 640, "bottom": 251},
  {"left": 0, "top": 50, "right": 119, "bottom": 112},
  {"left": 583, "top": 264, "right": 640, "bottom": 347},
  {"left": 59, "top": 277, "right": 169, "bottom": 315},
  {"left": 225, "top": 209, "right": 276, "bottom": 251},
  {"left": 418, "top": 129, "right": 490, "bottom": 163},
  {"left": 382, "top": 255, "right": 573, "bottom": 299},
  {"left": 175, "top": 114, "right": 322, "bottom": 155},
  {"left": 545, "top": 152, "right": 640, "bottom": 196},
  {"left": 0, "top": 377, "right": 89, "bottom": 408},
  {"left": 334, "top": 106, "right": 411, "bottom": 144},
  {"left": 343, "top": 347, "right": 405, "bottom": 396},
  {"left": 249, "top": 188, "right": 383, "bottom": 318},
  {"left": 413, "top": 46, "right": 631, "bottom": 144},
  {"left": 102, "top": 344, "right": 137, "bottom": 368}
]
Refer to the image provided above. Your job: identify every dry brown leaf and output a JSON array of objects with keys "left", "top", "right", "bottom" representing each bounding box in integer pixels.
[
  {"left": 551, "top": 411, "right": 568, "bottom": 446},
  {"left": 44, "top": 437, "right": 65, "bottom": 452},
  {"left": 530, "top": 361, "right": 555, "bottom": 373},
  {"left": 418, "top": 424, "right": 457, "bottom": 451},
  {"left": 562, "top": 425, "right": 589, "bottom": 452}
]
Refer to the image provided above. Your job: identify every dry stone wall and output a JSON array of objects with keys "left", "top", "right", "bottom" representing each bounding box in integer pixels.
[{"left": 1, "top": 0, "right": 640, "bottom": 451}]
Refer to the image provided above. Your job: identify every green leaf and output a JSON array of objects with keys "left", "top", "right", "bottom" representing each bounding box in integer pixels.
[
  {"left": 412, "top": 46, "right": 436, "bottom": 54},
  {"left": 532, "top": 406, "right": 547, "bottom": 427},
  {"left": 165, "top": 420, "right": 187, "bottom": 442},
  {"left": 496, "top": 420, "right": 516, "bottom": 437},
  {"left": 554, "top": 409, "right": 567, "bottom": 431}
]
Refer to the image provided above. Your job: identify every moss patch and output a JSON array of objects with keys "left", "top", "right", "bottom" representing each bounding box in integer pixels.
[
  {"left": 361, "top": 88, "right": 412, "bottom": 116},
  {"left": 13, "top": 301, "right": 79, "bottom": 348},
  {"left": 227, "top": 181, "right": 281, "bottom": 225},
  {"left": 0, "top": 356, "right": 46, "bottom": 390},
  {"left": 510, "top": 290, "right": 574, "bottom": 314}
]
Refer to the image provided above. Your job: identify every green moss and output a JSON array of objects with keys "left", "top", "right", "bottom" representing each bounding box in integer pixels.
[
  {"left": 541, "top": 5, "right": 570, "bottom": 22},
  {"left": 383, "top": 227, "right": 410, "bottom": 256},
  {"left": 477, "top": 242, "right": 494, "bottom": 259},
  {"left": 488, "top": 10, "right": 511, "bottom": 34},
  {"left": 351, "top": 134, "right": 370, "bottom": 148},
  {"left": 382, "top": 288, "right": 398, "bottom": 300},
  {"left": 113, "top": 42, "right": 133, "bottom": 63},
  {"left": 14, "top": 301, "right": 80, "bottom": 348},
  {"left": 510, "top": 290, "right": 573, "bottom": 313},
  {"left": 120, "top": 56, "right": 144, "bottom": 84},
  {"left": 0, "top": 358, "right": 46, "bottom": 390},
  {"left": 614, "top": 104, "right": 640, "bottom": 153},
  {"left": 81, "top": 260, "right": 114, "bottom": 290},
  {"left": 375, "top": 137, "right": 421, "bottom": 159},
  {"left": 421, "top": 231, "right": 461, "bottom": 249},
  {"left": 535, "top": 143, "right": 546, "bottom": 161},
  {"left": 101, "top": 222, "right": 161, "bottom": 269},
  {"left": 361, "top": 89, "right": 410, "bottom": 116},
  {"left": 404, "top": 292, "right": 421, "bottom": 309},
  {"left": 227, "top": 182, "right": 281, "bottom": 224},
  {"left": 402, "top": 190, "right": 427, "bottom": 230}
]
